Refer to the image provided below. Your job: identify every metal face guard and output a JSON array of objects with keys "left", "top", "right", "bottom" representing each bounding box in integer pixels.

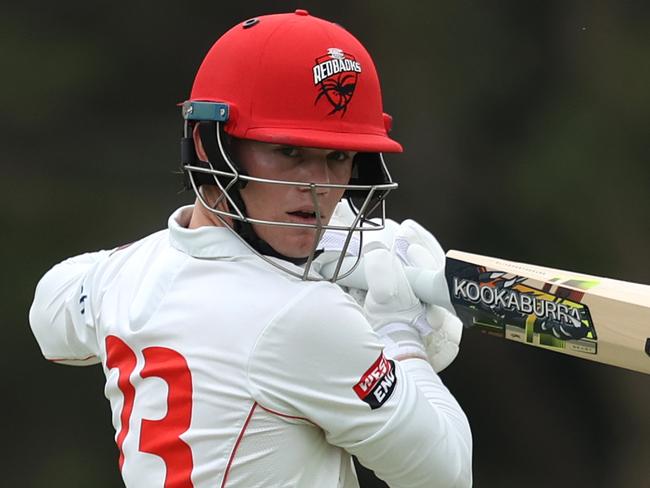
[{"left": 182, "top": 112, "right": 398, "bottom": 282}]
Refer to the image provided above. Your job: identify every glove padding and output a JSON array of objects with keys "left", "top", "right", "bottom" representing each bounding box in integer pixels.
[
  {"left": 363, "top": 243, "right": 428, "bottom": 362},
  {"left": 317, "top": 201, "right": 399, "bottom": 305},
  {"left": 393, "top": 220, "right": 463, "bottom": 372}
]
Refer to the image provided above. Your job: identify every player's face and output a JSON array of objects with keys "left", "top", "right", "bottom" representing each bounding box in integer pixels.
[{"left": 233, "top": 140, "right": 355, "bottom": 258}]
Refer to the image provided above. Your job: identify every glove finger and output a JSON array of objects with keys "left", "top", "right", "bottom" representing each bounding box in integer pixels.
[
  {"left": 363, "top": 218, "right": 400, "bottom": 252},
  {"left": 428, "top": 343, "right": 459, "bottom": 373},
  {"left": 445, "top": 314, "right": 463, "bottom": 344},
  {"left": 329, "top": 201, "right": 357, "bottom": 226},
  {"left": 423, "top": 308, "right": 462, "bottom": 373},
  {"left": 364, "top": 247, "right": 418, "bottom": 309},
  {"left": 398, "top": 219, "right": 445, "bottom": 267},
  {"left": 364, "top": 247, "right": 395, "bottom": 304},
  {"left": 425, "top": 306, "right": 463, "bottom": 342},
  {"left": 406, "top": 243, "right": 439, "bottom": 271},
  {"left": 422, "top": 304, "right": 445, "bottom": 331},
  {"left": 401, "top": 220, "right": 445, "bottom": 255},
  {"left": 440, "top": 309, "right": 463, "bottom": 345}
]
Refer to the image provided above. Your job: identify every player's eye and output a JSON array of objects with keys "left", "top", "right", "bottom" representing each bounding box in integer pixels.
[
  {"left": 327, "top": 151, "right": 351, "bottom": 162},
  {"left": 277, "top": 146, "right": 301, "bottom": 158}
]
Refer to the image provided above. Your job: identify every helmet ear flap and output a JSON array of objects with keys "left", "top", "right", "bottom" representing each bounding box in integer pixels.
[
  {"left": 180, "top": 123, "right": 201, "bottom": 191},
  {"left": 348, "top": 152, "right": 390, "bottom": 187},
  {"left": 180, "top": 122, "right": 221, "bottom": 188},
  {"left": 345, "top": 152, "right": 392, "bottom": 219},
  {"left": 198, "top": 122, "right": 225, "bottom": 169},
  {"left": 182, "top": 121, "right": 248, "bottom": 190}
]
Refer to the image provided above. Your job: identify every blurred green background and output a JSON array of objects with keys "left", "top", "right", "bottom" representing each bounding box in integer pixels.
[{"left": 2, "top": 1, "right": 649, "bottom": 486}]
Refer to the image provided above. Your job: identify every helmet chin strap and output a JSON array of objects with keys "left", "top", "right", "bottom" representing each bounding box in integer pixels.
[
  {"left": 197, "top": 122, "right": 316, "bottom": 266},
  {"left": 229, "top": 194, "right": 317, "bottom": 266}
]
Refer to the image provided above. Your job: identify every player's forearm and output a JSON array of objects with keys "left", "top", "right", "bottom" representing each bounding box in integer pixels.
[{"left": 29, "top": 251, "right": 109, "bottom": 365}]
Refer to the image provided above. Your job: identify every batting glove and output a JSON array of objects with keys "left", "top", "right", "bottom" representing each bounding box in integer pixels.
[
  {"left": 319, "top": 201, "right": 399, "bottom": 306},
  {"left": 363, "top": 243, "right": 429, "bottom": 362},
  {"left": 393, "top": 220, "right": 463, "bottom": 372}
]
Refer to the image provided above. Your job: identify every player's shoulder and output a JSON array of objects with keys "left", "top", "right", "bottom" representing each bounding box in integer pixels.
[
  {"left": 246, "top": 272, "right": 382, "bottom": 410},
  {"left": 89, "top": 229, "right": 177, "bottom": 285},
  {"left": 108, "top": 228, "right": 169, "bottom": 258},
  {"left": 254, "top": 272, "right": 371, "bottom": 349},
  {"left": 262, "top": 263, "right": 359, "bottom": 314}
]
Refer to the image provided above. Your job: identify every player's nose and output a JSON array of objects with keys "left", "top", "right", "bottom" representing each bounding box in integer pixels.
[{"left": 298, "top": 157, "right": 332, "bottom": 194}]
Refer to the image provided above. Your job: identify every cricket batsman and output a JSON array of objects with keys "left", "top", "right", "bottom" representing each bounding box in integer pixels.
[{"left": 29, "top": 10, "right": 472, "bottom": 487}]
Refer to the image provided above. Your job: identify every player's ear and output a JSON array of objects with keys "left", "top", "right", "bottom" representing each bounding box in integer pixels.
[{"left": 192, "top": 123, "right": 209, "bottom": 162}]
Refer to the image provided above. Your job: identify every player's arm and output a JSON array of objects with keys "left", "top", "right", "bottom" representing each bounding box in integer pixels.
[
  {"left": 247, "top": 283, "right": 472, "bottom": 488},
  {"left": 29, "top": 250, "right": 112, "bottom": 365}
]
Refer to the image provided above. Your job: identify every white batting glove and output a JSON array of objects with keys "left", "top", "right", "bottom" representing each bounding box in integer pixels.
[
  {"left": 348, "top": 216, "right": 400, "bottom": 306},
  {"left": 393, "top": 220, "right": 463, "bottom": 372},
  {"left": 363, "top": 243, "right": 429, "bottom": 362},
  {"left": 320, "top": 201, "right": 400, "bottom": 306},
  {"left": 320, "top": 206, "right": 463, "bottom": 371},
  {"left": 328, "top": 201, "right": 401, "bottom": 252}
]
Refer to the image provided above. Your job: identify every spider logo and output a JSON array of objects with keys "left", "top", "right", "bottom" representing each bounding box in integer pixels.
[
  {"left": 315, "top": 73, "right": 357, "bottom": 116},
  {"left": 312, "top": 51, "right": 360, "bottom": 117}
]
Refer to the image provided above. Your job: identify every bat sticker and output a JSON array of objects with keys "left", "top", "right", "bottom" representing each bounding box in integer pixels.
[{"left": 446, "top": 258, "right": 598, "bottom": 355}]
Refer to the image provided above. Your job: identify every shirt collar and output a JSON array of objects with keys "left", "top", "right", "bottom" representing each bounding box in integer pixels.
[{"left": 168, "top": 205, "right": 255, "bottom": 258}]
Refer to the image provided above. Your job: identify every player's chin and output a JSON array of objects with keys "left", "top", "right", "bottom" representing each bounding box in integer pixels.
[{"left": 268, "top": 228, "right": 320, "bottom": 259}]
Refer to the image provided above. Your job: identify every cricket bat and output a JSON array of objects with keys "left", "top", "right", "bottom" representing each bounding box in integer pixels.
[
  {"left": 445, "top": 250, "right": 650, "bottom": 374},
  {"left": 320, "top": 248, "right": 650, "bottom": 374}
]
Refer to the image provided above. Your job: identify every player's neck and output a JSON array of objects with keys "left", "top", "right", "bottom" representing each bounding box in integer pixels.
[{"left": 188, "top": 196, "right": 231, "bottom": 230}]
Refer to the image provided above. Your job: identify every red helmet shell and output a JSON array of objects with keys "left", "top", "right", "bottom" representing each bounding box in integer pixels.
[{"left": 189, "top": 10, "right": 402, "bottom": 153}]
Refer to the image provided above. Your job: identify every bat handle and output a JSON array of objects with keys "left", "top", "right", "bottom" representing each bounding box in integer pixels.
[{"left": 320, "top": 257, "right": 456, "bottom": 314}]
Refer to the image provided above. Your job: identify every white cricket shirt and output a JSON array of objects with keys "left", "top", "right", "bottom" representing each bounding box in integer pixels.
[{"left": 30, "top": 206, "right": 472, "bottom": 487}]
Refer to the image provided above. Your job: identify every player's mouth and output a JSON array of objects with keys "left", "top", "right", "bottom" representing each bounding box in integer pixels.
[{"left": 286, "top": 209, "right": 324, "bottom": 225}]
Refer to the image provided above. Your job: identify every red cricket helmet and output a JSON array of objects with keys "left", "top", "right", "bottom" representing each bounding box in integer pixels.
[{"left": 188, "top": 9, "right": 402, "bottom": 153}]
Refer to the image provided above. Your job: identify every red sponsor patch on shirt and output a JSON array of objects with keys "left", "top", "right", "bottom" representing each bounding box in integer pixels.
[{"left": 353, "top": 352, "right": 397, "bottom": 409}]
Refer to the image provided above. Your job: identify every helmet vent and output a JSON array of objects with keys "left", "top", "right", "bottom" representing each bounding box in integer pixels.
[{"left": 242, "top": 18, "right": 260, "bottom": 29}]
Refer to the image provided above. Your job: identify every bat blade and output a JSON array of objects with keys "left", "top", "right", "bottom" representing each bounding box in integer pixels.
[{"left": 445, "top": 250, "right": 650, "bottom": 374}]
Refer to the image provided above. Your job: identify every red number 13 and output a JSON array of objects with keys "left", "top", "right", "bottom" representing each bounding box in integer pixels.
[{"left": 106, "top": 335, "right": 194, "bottom": 487}]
